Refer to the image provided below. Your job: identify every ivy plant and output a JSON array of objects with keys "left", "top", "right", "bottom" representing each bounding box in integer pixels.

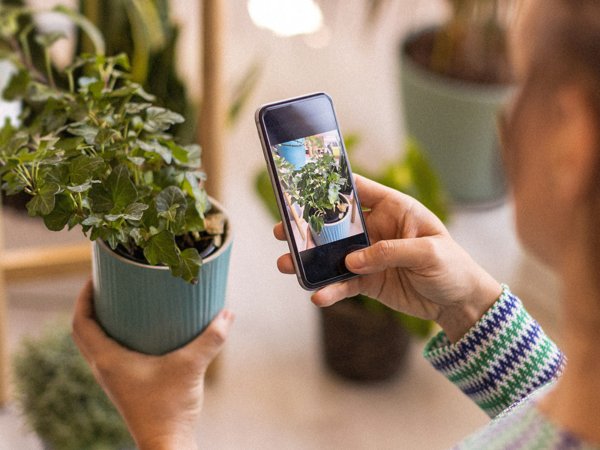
[
  {"left": 278, "top": 153, "right": 347, "bottom": 234},
  {"left": 0, "top": 5, "right": 224, "bottom": 283}
]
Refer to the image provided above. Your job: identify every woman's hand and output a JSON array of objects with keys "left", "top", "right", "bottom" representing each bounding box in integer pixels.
[
  {"left": 72, "top": 280, "right": 234, "bottom": 450},
  {"left": 275, "top": 175, "right": 501, "bottom": 342}
]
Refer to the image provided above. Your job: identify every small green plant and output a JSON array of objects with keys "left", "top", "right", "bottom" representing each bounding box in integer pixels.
[
  {"left": 280, "top": 153, "right": 347, "bottom": 234},
  {"left": 13, "top": 325, "right": 133, "bottom": 450},
  {"left": 0, "top": 5, "right": 225, "bottom": 283}
]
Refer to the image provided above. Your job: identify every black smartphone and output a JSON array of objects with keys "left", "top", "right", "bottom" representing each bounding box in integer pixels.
[{"left": 255, "top": 92, "right": 370, "bottom": 290}]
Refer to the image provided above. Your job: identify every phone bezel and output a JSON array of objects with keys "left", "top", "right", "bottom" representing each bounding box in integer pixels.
[{"left": 255, "top": 92, "right": 370, "bottom": 290}]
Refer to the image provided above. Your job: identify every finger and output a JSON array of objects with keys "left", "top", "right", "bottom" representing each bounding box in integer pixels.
[
  {"left": 273, "top": 222, "right": 286, "bottom": 241},
  {"left": 179, "top": 309, "right": 235, "bottom": 369},
  {"left": 311, "top": 278, "right": 362, "bottom": 307},
  {"left": 345, "top": 237, "right": 432, "bottom": 274},
  {"left": 353, "top": 174, "right": 396, "bottom": 209},
  {"left": 72, "top": 279, "right": 126, "bottom": 361},
  {"left": 276, "top": 254, "right": 295, "bottom": 274}
]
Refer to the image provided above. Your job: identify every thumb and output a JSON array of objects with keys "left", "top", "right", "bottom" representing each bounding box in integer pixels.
[
  {"left": 345, "top": 238, "right": 431, "bottom": 274},
  {"left": 177, "top": 309, "right": 235, "bottom": 368}
]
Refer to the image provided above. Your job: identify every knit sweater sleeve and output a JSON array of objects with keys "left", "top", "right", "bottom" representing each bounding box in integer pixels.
[{"left": 423, "top": 285, "right": 566, "bottom": 418}]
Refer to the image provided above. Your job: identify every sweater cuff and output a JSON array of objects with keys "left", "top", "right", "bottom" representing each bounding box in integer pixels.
[{"left": 423, "top": 285, "right": 565, "bottom": 418}]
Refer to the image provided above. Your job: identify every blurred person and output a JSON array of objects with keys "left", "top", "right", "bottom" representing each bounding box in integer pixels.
[{"left": 72, "top": 0, "right": 600, "bottom": 448}]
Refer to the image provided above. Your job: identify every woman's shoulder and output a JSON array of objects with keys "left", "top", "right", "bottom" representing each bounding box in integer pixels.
[{"left": 453, "top": 384, "right": 600, "bottom": 450}]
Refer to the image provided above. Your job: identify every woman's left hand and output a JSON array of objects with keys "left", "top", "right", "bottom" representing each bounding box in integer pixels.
[{"left": 72, "top": 279, "right": 234, "bottom": 450}]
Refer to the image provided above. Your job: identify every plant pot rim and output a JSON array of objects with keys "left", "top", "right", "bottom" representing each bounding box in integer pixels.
[
  {"left": 96, "top": 196, "right": 233, "bottom": 271},
  {"left": 400, "top": 26, "right": 515, "bottom": 96}
]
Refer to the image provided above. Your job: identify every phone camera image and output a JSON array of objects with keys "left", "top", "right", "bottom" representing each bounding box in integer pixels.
[{"left": 272, "top": 130, "right": 365, "bottom": 252}]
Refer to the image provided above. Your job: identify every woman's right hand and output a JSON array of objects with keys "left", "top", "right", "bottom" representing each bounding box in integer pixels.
[{"left": 274, "top": 175, "right": 502, "bottom": 342}]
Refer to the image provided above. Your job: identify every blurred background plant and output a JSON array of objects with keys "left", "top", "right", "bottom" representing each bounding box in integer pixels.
[{"left": 13, "top": 324, "right": 133, "bottom": 450}]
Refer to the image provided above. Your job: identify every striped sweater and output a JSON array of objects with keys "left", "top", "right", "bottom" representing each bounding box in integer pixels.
[{"left": 423, "top": 286, "right": 599, "bottom": 449}]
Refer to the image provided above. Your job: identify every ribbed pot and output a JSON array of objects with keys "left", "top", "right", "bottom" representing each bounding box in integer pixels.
[
  {"left": 310, "top": 195, "right": 351, "bottom": 246},
  {"left": 400, "top": 29, "right": 513, "bottom": 205},
  {"left": 92, "top": 199, "right": 233, "bottom": 355},
  {"left": 278, "top": 140, "right": 307, "bottom": 169}
]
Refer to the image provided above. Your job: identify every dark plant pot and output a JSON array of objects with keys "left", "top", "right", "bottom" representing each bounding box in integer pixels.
[
  {"left": 400, "top": 28, "right": 513, "bottom": 206},
  {"left": 319, "top": 299, "right": 411, "bottom": 382},
  {"left": 1, "top": 191, "right": 31, "bottom": 214},
  {"left": 92, "top": 197, "right": 233, "bottom": 355}
]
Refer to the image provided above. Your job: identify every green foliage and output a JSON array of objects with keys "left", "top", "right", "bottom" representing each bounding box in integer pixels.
[
  {"left": 275, "top": 153, "right": 347, "bottom": 234},
  {"left": 13, "top": 325, "right": 133, "bottom": 450},
  {"left": 0, "top": 6, "right": 223, "bottom": 283}
]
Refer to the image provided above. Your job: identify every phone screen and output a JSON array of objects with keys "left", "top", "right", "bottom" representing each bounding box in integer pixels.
[{"left": 257, "top": 93, "right": 369, "bottom": 289}]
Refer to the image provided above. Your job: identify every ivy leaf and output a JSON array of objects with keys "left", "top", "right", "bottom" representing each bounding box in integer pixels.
[
  {"left": 43, "top": 194, "right": 74, "bottom": 231},
  {"left": 89, "top": 184, "right": 113, "bottom": 212},
  {"left": 26, "top": 182, "right": 60, "bottom": 216},
  {"left": 143, "top": 230, "right": 180, "bottom": 266},
  {"left": 144, "top": 107, "right": 184, "bottom": 133},
  {"left": 106, "top": 165, "right": 137, "bottom": 210},
  {"left": 155, "top": 186, "right": 186, "bottom": 214},
  {"left": 123, "top": 202, "right": 148, "bottom": 221},
  {"left": 66, "top": 182, "right": 92, "bottom": 193},
  {"left": 67, "top": 124, "right": 99, "bottom": 145},
  {"left": 70, "top": 155, "right": 105, "bottom": 185},
  {"left": 124, "top": 102, "right": 151, "bottom": 114},
  {"left": 138, "top": 140, "right": 172, "bottom": 164},
  {"left": 171, "top": 248, "right": 201, "bottom": 283}
]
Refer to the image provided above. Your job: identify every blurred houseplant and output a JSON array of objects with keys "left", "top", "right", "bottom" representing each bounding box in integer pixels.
[
  {"left": 13, "top": 325, "right": 133, "bottom": 450},
  {"left": 0, "top": 4, "right": 232, "bottom": 355},
  {"left": 255, "top": 137, "right": 448, "bottom": 382},
  {"left": 377, "top": 0, "right": 515, "bottom": 204}
]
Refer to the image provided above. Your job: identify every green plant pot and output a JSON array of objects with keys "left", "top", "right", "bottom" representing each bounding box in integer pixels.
[
  {"left": 92, "top": 199, "right": 233, "bottom": 355},
  {"left": 310, "top": 195, "right": 352, "bottom": 246},
  {"left": 400, "top": 30, "right": 513, "bottom": 205}
]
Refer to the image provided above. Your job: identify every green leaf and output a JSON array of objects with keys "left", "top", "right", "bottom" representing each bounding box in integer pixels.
[
  {"left": 67, "top": 124, "right": 99, "bottom": 145},
  {"left": 143, "top": 230, "right": 179, "bottom": 266},
  {"left": 171, "top": 248, "right": 201, "bottom": 283},
  {"left": 123, "top": 202, "right": 148, "bottom": 221},
  {"left": 2, "top": 69, "right": 30, "bottom": 100},
  {"left": 43, "top": 194, "right": 74, "bottom": 231},
  {"left": 106, "top": 165, "right": 137, "bottom": 210},
  {"left": 155, "top": 185, "right": 186, "bottom": 214},
  {"left": 70, "top": 155, "right": 105, "bottom": 185},
  {"left": 138, "top": 140, "right": 172, "bottom": 164},
  {"left": 144, "top": 107, "right": 184, "bottom": 133},
  {"left": 26, "top": 182, "right": 60, "bottom": 216},
  {"left": 89, "top": 184, "right": 113, "bottom": 212}
]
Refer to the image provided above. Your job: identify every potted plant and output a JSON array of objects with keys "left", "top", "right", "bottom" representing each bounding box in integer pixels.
[
  {"left": 276, "top": 152, "right": 350, "bottom": 246},
  {"left": 13, "top": 324, "right": 133, "bottom": 449},
  {"left": 390, "top": 0, "right": 515, "bottom": 205},
  {"left": 0, "top": 5, "right": 233, "bottom": 355},
  {"left": 256, "top": 137, "right": 448, "bottom": 382}
]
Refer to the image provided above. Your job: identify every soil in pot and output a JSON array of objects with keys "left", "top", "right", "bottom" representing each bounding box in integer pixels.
[
  {"left": 404, "top": 28, "right": 512, "bottom": 85},
  {"left": 320, "top": 297, "right": 411, "bottom": 383}
]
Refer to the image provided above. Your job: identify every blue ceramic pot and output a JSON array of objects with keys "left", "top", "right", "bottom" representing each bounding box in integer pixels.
[
  {"left": 92, "top": 199, "right": 233, "bottom": 355},
  {"left": 310, "top": 195, "right": 351, "bottom": 246},
  {"left": 278, "top": 140, "right": 307, "bottom": 169}
]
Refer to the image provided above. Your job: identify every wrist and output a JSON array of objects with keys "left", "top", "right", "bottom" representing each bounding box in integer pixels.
[{"left": 437, "top": 274, "right": 502, "bottom": 343}]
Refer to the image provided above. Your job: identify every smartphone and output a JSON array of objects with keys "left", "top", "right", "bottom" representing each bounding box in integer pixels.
[{"left": 255, "top": 92, "right": 370, "bottom": 290}]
